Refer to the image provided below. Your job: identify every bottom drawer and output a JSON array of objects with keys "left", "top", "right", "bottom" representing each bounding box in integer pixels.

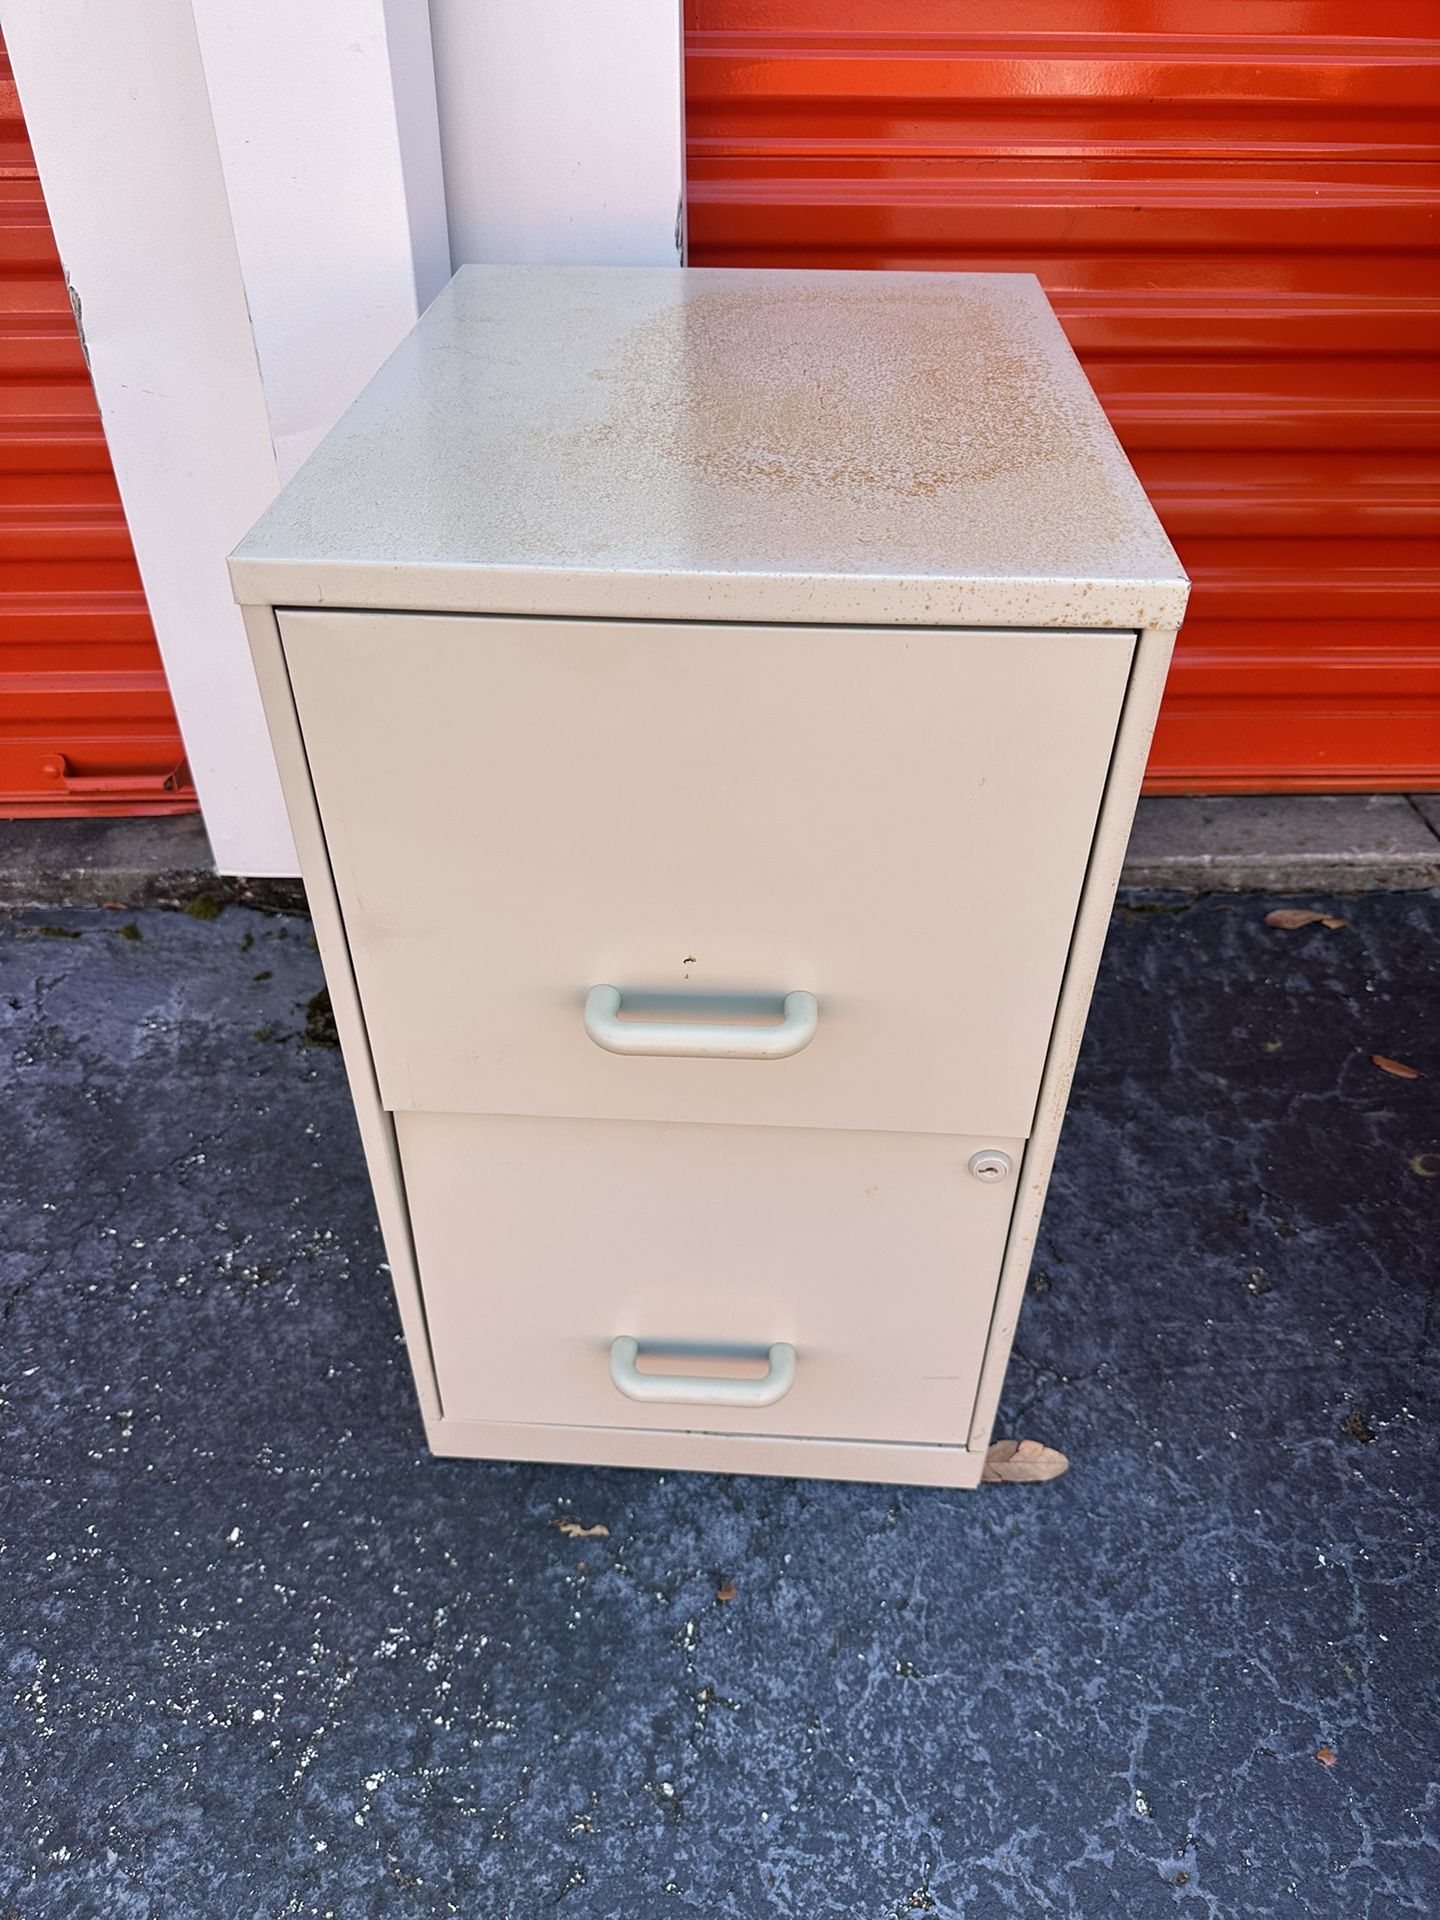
[{"left": 396, "top": 1111, "right": 1022, "bottom": 1448}]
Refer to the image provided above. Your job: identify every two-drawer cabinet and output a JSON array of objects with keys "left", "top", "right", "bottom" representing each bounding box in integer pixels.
[{"left": 231, "top": 265, "right": 1188, "bottom": 1487}]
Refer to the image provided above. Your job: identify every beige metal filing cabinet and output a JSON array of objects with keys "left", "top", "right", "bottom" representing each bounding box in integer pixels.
[{"left": 230, "top": 265, "right": 1188, "bottom": 1489}]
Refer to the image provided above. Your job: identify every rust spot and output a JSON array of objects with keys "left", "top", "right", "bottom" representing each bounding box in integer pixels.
[{"left": 570, "top": 282, "right": 1129, "bottom": 565}]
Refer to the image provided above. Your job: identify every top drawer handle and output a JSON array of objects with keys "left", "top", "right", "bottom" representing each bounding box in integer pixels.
[{"left": 583, "top": 984, "right": 818, "bottom": 1060}]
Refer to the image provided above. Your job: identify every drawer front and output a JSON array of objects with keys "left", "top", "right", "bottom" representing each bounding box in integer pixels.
[
  {"left": 397, "top": 1111, "right": 1022, "bottom": 1447},
  {"left": 283, "top": 611, "right": 1131, "bottom": 1138}
]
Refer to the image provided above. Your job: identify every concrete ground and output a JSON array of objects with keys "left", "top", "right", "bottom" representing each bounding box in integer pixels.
[
  {"left": 4, "top": 793, "right": 1440, "bottom": 912},
  {"left": 1, "top": 892, "right": 1436, "bottom": 1918}
]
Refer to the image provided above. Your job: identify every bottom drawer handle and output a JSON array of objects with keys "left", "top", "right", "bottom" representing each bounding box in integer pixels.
[{"left": 609, "top": 1335, "right": 797, "bottom": 1408}]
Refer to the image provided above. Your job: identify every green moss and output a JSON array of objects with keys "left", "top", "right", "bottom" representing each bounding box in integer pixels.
[
  {"left": 303, "top": 988, "right": 339, "bottom": 1048},
  {"left": 114, "top": 923, "right": 143, "bottom": 942},
  {"left": 186, "top": 894, "right": 222, "bottom": 921},
  {"left": 1118, "top": 899, "right": 1195, "bottom": 921}
]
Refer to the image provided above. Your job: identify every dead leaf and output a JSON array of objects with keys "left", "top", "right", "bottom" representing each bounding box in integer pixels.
[
  {"left": 715, "top": 1580, "right": 737, "bottom": 1604},
  {"left": 1410, "top": 1153, "right": 1440, "bottom": 1180},
  {"left": 552, "top": 1518, "right": 609, "bottom": 1540},
  {"left": 1315, "top": 1745, "right": 1337, "bottom": 1768},
  {"left": 982, "top": 1439, "right": 1070, "bottom": 1484},
  {"left": 1264, "top": 909, "right": 1348, "bottom": 931},
  {"left": 1371, "top": 1054, "right": 1421, "bottom": 1080}
]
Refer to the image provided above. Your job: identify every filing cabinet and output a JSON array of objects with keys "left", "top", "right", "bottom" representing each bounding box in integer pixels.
[{"left": 230, "top": 264, "right": 1188, "bottom": 1487}]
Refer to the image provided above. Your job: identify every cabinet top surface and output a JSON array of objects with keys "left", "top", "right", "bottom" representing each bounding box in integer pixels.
[{"left": 230, "top": 265, "right": 1187, "bottom": 630}]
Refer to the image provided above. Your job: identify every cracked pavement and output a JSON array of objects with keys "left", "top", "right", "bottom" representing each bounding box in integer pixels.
[{"left": 1, "top": 894, "right": 1437, "bottom": 1917}]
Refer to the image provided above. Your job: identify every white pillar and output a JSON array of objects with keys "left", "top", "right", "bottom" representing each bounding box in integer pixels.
[{"left": 191, "top": 0, "right": 450, "bottom": 484}]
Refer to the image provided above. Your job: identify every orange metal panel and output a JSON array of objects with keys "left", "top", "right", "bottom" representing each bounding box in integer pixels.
[
  {"left": 685, "top": 1, "right": 1440, "bottom": 791},
  {"left": 0, "top": 31, "right": 195, "bottom": 816}
]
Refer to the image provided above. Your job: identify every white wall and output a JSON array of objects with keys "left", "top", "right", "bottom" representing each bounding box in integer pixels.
[
  {"left": 7, "top": 1, "right": 683, "bottom": 874},
  {"left": 430, "top": 0, "right": 684, "bottom": 268}
]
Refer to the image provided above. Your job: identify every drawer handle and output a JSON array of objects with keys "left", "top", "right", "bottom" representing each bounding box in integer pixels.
[
  {"left": 584, "top": 985, "right": 818, "bottom": 1060},
  {"left": 609, "top": 1336, "right": 798, "bottom": 1408}
]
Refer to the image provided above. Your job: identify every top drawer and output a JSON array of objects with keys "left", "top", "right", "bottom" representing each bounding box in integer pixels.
[{"left": 282, "top": 611, "right": 1131, "bottom": 1138}]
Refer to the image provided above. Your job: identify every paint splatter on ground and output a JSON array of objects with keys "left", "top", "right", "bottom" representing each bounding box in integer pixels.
[{"left": 1, "top": 894, "right": 1436, "bottom": 1917}]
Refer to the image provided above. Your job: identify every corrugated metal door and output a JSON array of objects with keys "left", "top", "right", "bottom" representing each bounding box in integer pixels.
[
  {"left": 1, "top": 30, "right": 194, "bottom": 816},
  {"left": 685, "top": 2, "right": 1440, "bottom": 792}
]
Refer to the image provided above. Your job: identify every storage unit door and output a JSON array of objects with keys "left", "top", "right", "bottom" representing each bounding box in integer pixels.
[
  {"left": 685, "top": 1, "right": 1440, "bottom": 792},
  {"left": 280, "top": 610, "right": 1133, "bottom": 1141},
  {"left": 0, "top": 29, "right": 194, "bottom": 816}
]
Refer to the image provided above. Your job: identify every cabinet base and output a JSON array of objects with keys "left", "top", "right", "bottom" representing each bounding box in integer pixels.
[{"left": 424, "top": 1415, "right": 987, "bottom": 1489}]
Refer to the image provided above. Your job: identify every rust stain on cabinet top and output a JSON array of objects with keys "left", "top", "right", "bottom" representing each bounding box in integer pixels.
[{"left": 589, "top": 284, "right": 1095, "bottom": 506}]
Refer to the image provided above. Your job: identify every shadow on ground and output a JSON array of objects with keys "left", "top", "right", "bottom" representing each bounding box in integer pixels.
[{"left": 1, "top": 893, "right": 1436, "bottom": 1917}]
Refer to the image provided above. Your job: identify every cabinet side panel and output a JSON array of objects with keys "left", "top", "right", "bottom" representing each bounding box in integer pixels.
[
  {"left": 238, "top": 601, "right": 441, "bottom": 1426},
  {"left": 967, "top": 626, "right": 1177, "bottom": 1451}
]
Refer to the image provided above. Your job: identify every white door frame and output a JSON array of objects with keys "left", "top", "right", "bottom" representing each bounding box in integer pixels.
[{"left": 5, "top": 1, "right": 684, "bottom": 874}]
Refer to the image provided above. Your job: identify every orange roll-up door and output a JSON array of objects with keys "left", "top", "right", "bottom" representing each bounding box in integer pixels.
[
  {"left": 685, "top": 2, "right": 1440, "bottom": 792},
  {"left": 0, "top": 29, "right": 195, "bottom": 817}
]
